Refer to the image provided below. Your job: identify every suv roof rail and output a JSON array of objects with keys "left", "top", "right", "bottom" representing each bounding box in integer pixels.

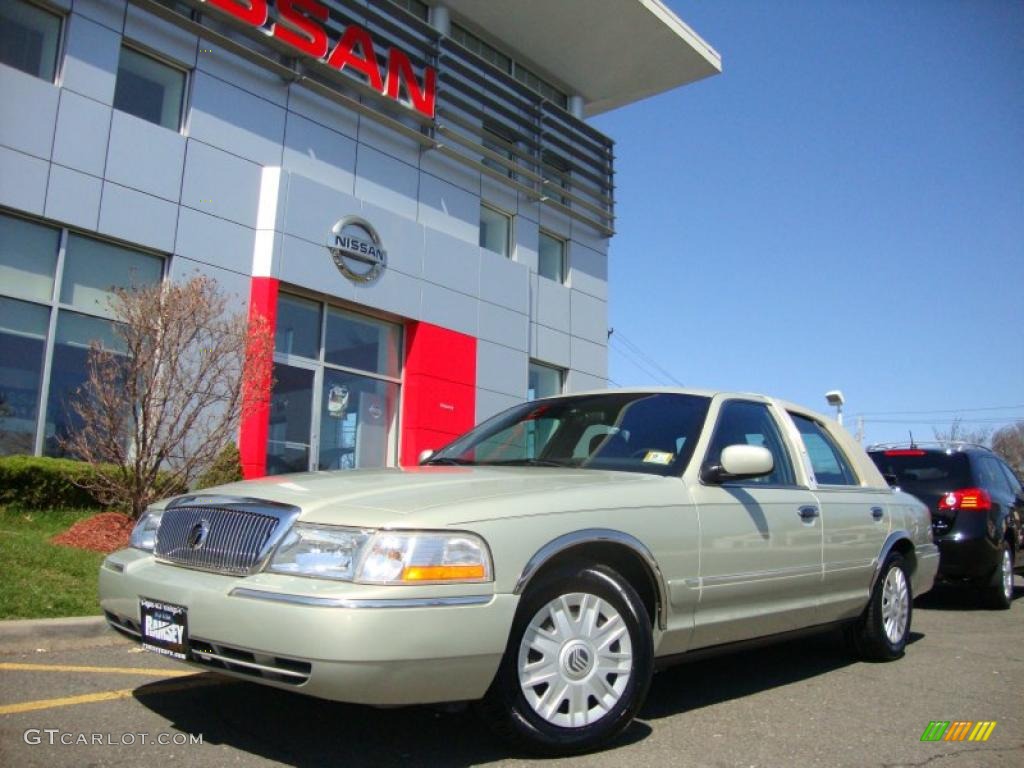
[{"left": 866, "top": 441, "right": 992, "bottom": 453}]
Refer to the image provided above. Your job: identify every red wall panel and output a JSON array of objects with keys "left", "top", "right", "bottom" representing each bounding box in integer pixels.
[
  {"left": 239, "top": 276, "right": 279, "bottom": 479},
  {"left": 400, "top": 321, "right": 476, "bottom": 466}
]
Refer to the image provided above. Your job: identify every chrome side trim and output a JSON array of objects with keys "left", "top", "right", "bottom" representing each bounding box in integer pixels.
[
  {"left": 189, "top": 649, "right": 307, "bottom": 679},
  {"left": 701, "top": 563, "right": 822, "bottom": 587},
  {"left": 229, "top": 588, "right": 492, "bottom": 609},
  {"left": 512, "top": 529, "right": 670, "bottom": 631}
]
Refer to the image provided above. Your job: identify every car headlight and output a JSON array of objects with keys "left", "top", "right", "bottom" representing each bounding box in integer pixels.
[
  {"left": 130, "top": 508, "right": 164, "bottom": 552},
  {"left": 357, "top": 531, "right": 492, "bottom": 584},
  {"left": 267, "top": 526, "right": 492, "bottom": 584},
  {"left": 268, "top": 525, "right": 371, "bottom": 580}
]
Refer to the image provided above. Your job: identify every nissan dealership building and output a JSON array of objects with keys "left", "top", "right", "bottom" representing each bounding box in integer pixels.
[{"left": 0, "top": 0, "right": 720, "bottom": 477}]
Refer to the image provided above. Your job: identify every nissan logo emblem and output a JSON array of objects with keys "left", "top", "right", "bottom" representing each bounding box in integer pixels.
[
  {"left": 187, "top": 521, "right": 210, "bottom": 550},
  {"left": 328, "top": 216, "right": 387, "bottom": 284}
]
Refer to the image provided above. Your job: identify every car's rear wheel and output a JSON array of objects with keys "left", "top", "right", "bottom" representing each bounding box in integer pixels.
[
  {"left": 847, "top": 552, "right": 912, "bottom": 661},
  {"left": 983, "top": 541, "right": 1014, "bottom": 610},
  {"left": 479, "top": 563, "right": 653, "bottom": 755}
]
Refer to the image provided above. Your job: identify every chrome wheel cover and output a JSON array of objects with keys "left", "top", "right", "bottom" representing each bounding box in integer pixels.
[
  {"left": 1001, "top": 548, "right": 1013, "bottom": 602},
  {"left": 517, "top": 592, "right": 633, "bottom": 728},
  {"left": 881, "top": 566, "right": 910, "bottom": 644}
]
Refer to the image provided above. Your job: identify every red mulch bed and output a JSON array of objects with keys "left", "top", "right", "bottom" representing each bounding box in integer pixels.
[{"left": 52, "top": 512, "right": 135, "bottom": 553}]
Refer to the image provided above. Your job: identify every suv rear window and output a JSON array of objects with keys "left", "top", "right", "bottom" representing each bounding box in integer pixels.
[{"left": 868, "top": 451, "right": 971, "bottom": 494}]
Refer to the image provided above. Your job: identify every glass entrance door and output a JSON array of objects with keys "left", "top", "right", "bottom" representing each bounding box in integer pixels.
[{"left": 269, "top": 293, "right": 401, "bottom": 474}]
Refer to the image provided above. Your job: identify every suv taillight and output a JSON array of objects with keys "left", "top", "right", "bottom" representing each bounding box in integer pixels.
[{"left": 937, "top": 488, "right": 992, "bottom": 512}]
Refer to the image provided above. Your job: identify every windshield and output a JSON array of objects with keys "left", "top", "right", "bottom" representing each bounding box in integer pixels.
[{"left": 427, "top": 392, "right": 711, "bottom": 477}]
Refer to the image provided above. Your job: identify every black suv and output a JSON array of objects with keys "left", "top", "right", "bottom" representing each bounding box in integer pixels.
[{"left": 868, "top": 444, "right": 1023, "bottom": 609}]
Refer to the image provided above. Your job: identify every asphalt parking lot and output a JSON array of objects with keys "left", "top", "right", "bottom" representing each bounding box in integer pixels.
[{"left": 1, "top": 581, "right": 1022, "bottom": 768}]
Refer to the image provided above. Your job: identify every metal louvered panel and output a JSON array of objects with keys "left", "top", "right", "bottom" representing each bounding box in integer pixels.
[{"left": 155, "top": 505, "right": 284, "bottom": 576}]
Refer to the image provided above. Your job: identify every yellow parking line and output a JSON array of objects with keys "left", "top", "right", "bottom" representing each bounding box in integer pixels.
[
  {"left": 0, "top": 662, "right": 194, "bottom": 677},
  {"left": 0, "top": 675, "right": 231, "bottom": 715}
]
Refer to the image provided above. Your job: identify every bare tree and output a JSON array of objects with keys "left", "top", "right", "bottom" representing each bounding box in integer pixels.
[
  {"left": 61, "top": 275, "right": 274, "bottom": 517},
  {"left": 991, "top": 421, "right": 1024, "bottom": 477},
  {"left": 932, "top": 417, "right": 992, "bottom": 447}
]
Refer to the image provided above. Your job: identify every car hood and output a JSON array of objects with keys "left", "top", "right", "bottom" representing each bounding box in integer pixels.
[{"left": 168, "top": 466, "right": 668, "bottom": 528}]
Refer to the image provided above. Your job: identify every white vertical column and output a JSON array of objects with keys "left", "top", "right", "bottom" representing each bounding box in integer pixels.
[{"left": 251, "top": 166, "right": 282, "bottom": 278}]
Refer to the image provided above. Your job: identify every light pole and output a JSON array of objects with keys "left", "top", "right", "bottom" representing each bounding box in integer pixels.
[{"left": 825, "top": 390, "right": 845, "bottom": 426}]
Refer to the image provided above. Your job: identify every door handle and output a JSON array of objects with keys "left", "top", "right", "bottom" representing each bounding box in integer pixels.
[
  {"left": 871, "top": 507, "right": 884, "bottom": 520},
  {"left": 798, "top": 506, "right": 819, "bottom": 521}
]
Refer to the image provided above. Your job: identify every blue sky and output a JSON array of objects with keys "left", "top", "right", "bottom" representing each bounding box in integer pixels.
[{"left": 591, "top": 0, "right": 1024, "bottom": 446}]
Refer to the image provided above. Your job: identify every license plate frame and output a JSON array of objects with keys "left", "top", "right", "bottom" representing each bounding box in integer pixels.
[{"left": 139, "top": 597, "right": 190, "bottom": 660}]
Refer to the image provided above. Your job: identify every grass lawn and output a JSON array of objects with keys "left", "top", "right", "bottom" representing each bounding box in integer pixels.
[{"left": 0, "top": 507, "right": 107, "bottom": 619}]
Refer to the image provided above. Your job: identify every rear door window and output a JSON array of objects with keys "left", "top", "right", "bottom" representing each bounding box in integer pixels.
[{"left": 789, "top": 413, "right": 859, "bottom": 485}]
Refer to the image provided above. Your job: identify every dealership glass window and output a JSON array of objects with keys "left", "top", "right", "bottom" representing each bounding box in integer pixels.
[
  {"left": 0, "top": 212, "right": 164, "bottom": 457},
  {"left": 449, "top": 22, "right": 567, "bottom": 109},
  {"left": 480, "top": 204, "right": 511, "bottom": 257},
  {"left": 271, "top": 293, "right": 402, "bottom": 473},
  {"left": 542, "top": 150, "right": 572, "bottom": 206},
  {"left": 451, "top": 23, "right": 511, "bottom": 74},
  {"left": 324, "top": 307, "right": 401, "bottom": 379},
  {"left": 60, "top": 234, "right": 162, "bottom": 316},
  {"left": 113, "top": 45, "right": 186, "bottom": 130},
  {"left": 0, "top": 214, "right": 59, "bottom": 303},
  {"left": 389, "top": 0, "right": 428, "bottom": 22},
  {"left": 0, "top": 297, "right": 48, "bottom": 455},
  {"left": 538, "top": 231, "right": 565, "bottom": 283},
  {"left": 275, "top": 294, "right": 321, "bottom": 360},
  {"left": 45, "top": 312, "right": 125, "bottom": 456},
  {"left": 0, "top": 0, "right": 61, "bottom": 82},
  {"left": 528, "top": 362, "right": 563, "bottom": 401},
  {"left": 482, "top": 121, "right": 516, "bottom": 179}
]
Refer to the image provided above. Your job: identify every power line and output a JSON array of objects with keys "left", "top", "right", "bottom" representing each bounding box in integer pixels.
[
  {"left": 861, "top": 416, "right": 1024, "bottom": 425},
  {"left": 609, "top": 329, "right": 685, "bottom": 387},
  {"left": 609, "top": 338, "right": 673, "bottom": 385},
  {"left": 857, "top": 404, "right": 1024, "bottom": 416}
]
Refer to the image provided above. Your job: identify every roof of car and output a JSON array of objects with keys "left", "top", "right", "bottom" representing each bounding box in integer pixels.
[{"left": 544, "top": 386, "right": 837, "bottom": 425}]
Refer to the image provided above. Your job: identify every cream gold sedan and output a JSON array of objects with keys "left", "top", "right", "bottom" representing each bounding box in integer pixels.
[{"left": 100, "top": 389, "right": 938, "bottom": 754}]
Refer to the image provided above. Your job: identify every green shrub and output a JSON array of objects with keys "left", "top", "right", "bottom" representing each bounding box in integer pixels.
[
  {"left": 0, "top": 456, "right": 109, "bottom": 510},
  {"left": 194, "top": 443, "right": 243, "bottom": 490}
]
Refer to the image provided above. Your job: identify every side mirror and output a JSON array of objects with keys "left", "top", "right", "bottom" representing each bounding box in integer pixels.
[
  {"left": 701, "top": 444, "right": 774, "bottom": 484},
  {"left": 418, "top": 449, "right": 435, "bottom": 465}
]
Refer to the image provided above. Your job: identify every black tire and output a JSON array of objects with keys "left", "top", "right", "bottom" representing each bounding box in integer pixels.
[
  {"left": 478, "top": 562, "right": 653, "bottom": 756},
  {"left": 847, "top": 552, "right": 912, "bottom": 661},
  {"left": 983, "top": 541, "right": 1014, "bottom": 610}
]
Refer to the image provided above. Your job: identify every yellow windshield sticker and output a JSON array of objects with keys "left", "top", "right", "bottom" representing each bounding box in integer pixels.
[{"left": 643, "top": 451, "right": 674, "bottom": 465}]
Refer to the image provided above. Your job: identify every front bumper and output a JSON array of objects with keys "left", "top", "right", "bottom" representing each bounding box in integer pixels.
[{"left": 99, "top": 549, "right": 518, "bottom": 705}]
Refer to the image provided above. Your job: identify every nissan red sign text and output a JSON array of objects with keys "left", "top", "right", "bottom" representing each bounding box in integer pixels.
[{"left": 203, "top": 0, "right": 437, "bottom": 118}]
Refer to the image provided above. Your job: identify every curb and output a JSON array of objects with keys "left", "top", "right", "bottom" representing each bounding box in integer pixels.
[{"left": 0, "top": 616, "right": 129, "bottom": 653}]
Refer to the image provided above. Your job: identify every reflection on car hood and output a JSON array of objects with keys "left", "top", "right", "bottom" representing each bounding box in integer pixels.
[{"left": 173, "top": 466, "right": 666, "bottom": 527}]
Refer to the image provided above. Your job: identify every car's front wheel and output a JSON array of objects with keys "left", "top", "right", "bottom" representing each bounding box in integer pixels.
[
  {"left": 847, "top": 552, "right": 912, "bottom": 661},
  {"left": 480, "top": 563, "right": 653, "bottom": 755}
]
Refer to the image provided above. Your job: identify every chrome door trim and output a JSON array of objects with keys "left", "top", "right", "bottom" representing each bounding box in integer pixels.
[{"left": 229, "top": 588, "right": 492, "bottom": 609}]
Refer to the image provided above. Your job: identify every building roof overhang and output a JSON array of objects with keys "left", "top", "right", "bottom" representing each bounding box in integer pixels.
[{"left": 440, "top": 0, "right": 722, "bottom": 116}]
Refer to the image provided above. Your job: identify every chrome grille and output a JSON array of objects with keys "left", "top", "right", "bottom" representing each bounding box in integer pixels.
[{"left": 155, "top": 505, "right": 281, "bottom": 575}]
